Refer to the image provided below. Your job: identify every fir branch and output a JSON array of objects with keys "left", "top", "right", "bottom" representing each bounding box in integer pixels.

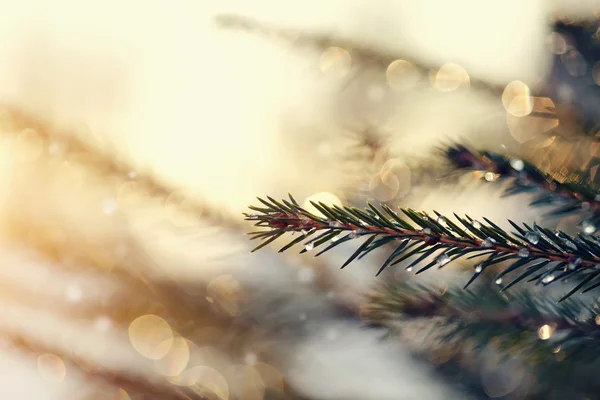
[
  {"left": 446, "top": 144, "right": 600, "bottom": 232},
  {"left": 246, "top": 195, "right": 600, "bottom": 300},
  {"left": 362, "top": 280, "right": 600, "bottom": 398}
]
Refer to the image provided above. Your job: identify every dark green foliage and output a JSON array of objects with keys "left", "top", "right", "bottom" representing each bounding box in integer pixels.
[
  {"left": 245, "top": 194, "right": 600, "bottom": 301},
  {"left": 446, "top": 144, "right": 600, "bottom": 232},
  {"left": 363, "top": 280, "right": 600, "bottom": 399}
]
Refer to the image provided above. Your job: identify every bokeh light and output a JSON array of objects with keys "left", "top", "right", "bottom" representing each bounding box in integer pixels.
[
  {"left": 386, "top": 60, "right": 420, "bottom": 91},
  {"left": 433, "top": 63, "right": 470, "bottom": 92},
  {"left": 303, "top": 192, "right": 342, "bottom": 218},
  {"left": 128, "top": 314, "right": 174, "bottom": 359},
  {"left": 319, "top": 47, "right": 352, "bottom": 77},
  {"left": 502, "top": 81, "right": 533, "bottom": 117}
]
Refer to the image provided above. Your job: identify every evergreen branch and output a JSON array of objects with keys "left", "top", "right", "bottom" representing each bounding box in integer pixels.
[
  {"left": 446, "top": 144, "right": 600, "bottom": 232},
  {"left": 362, "top": 280, "right": 600, "bottom": 398},
  {"left": 246, "top": 195, "right": 600, "bottom": 300}
]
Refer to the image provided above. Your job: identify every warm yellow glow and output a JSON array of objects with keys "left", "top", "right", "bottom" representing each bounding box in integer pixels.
[
  {"left": 319, "top": 47, "right": 351, "bottom": 77},
  {"left": 303, "top": 192, "right": 342, "bottom": 218},
  {"left": 13, "top": 128, "right": 44, "bottom": 163},
  {"left": 153, "top": 334, "right": 190, "bottom": 377},
  {"left": 538, "top": 324, "right": 553, "bottom": 340},
  {"left": 37, "top": 354, "right": 66, "bottom": 383},
  {"left": 434, "top": 63, "right": 470, "bottom": 92},
  {"left": 170, "top": 365, "right": 229, "bottom": 399},
  {"left": 502, "top": 81, "right": 533, "bottom": 117},
  {"left": 129, "top": 314, "right": 174, "bottom": 359},
  {"left": 386, "top": 60, "right": 420, "bottom": 91},
  {"left": 206, "top": 274, "right": 246, "bottom": 317}
]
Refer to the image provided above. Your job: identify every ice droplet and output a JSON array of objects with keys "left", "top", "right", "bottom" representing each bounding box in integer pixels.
[
  {"left": 474, "top": 265, "right": 482, "bottom": 273},
  {"left": 472, "top": 220, "right": 482, "bottom": 229},
  {"left": 436, "top": 216, "right": 448, "bottom": 227},
  {"left": 495, "top": 278, "right": 503, "bottom": 285},
  {"left": 510, "top": 158, "right": 525, "bottom": 171},
  {"left": 304, "top": 243, "right": 314, "bottom": 252},
  {"left": 406, "top": 266, "right": 413, "bottom": 272},
  {"left": 423, "top": 228, "right": 432, "bottom": 235},
  {"left": 525, "top": 232, "right": 540, "bottom": 245},
  {"left": 481, "top": 237, "right": 496, "bottom": 248},
  {"left": 436, "top": 253, "right": 450, "bottom": 267},
  {"left": 518, "top": 247, "right": 530, "bottom": 257}
]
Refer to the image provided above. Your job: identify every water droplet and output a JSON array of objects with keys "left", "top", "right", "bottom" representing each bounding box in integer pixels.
[
  {"left": 510, "top": 158, "right": 525, "bottom": 171},
  {"left": 481, "top": 237, "right": 496, "bottom": 248},
  {"left": 436, "top": 216, "right": 448, "bottom": 227},
  {"left": 436, "top": 253, "right": 450, "bottom": 267},
  {"left": 484, "top": 172, "right": 497, "bottom": 182},
  {"left": 518, "top": 248, "right": 530, "bottom": 257},
  {"left": 472, "top": 220, "right": 482, "bottom": 229},
  {"left": 495, "top": 278, "right": 503, "bottom": 285},
  {"left": 246, "top": 214, "right": 259, "bottom": 220},
  {"left": 563, "top": 239, "right": 577, "bottom": 250},
  {"left": 582, "top": 220, "right": 596, "bottom": 235},
  {"left": 304, "top": 243, "right": 314, "bottom": 252},
  {"left": 525, "top": 232, "right": 540, "bottom": 245},
  {"left": 423, "top": 228, "right": 432, "bottom": 234},
  {"left": 542, "top": 274, "right": 555, "bottom": 284},
  {"left": 406, "top": 266, "right": 413, "bottom": 272},
  {"left": 474, "top": 265, "right": 482, "bottom": 273}
]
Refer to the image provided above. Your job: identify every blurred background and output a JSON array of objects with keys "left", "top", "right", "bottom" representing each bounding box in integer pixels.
[{"left": 0, "top": 0, "right": 598, "bottom": 399}]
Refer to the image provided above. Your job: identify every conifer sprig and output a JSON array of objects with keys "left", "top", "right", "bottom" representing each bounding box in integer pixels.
[
  {"left": 446, "top": 144, "right": 600, "bottom": 232},
  {"left": 245, "top": 195, "right": 600, "bottom": 300}
]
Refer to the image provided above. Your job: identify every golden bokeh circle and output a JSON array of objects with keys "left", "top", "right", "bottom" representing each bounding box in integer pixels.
[
  {"left": 434, "top": 63, "right": 470, "bottom": 92},
  {"left": 153, "top": 334, "right": 190, "bottom": 376},
  {"left": 386, "top": 60, "right": 420, "bottom": 91},
  {"left": 320, "top": 47, "right": 352, "bottom": 77},
  {"left": 128, "top": 314, "right": 174, "bottom": 359},
  {"left": 502, "top": 81, "right": 533, "bottom": 117}
]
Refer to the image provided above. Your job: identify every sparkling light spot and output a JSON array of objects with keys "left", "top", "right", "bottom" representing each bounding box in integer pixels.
[
  {"left": 433, "top": 63, "right": 470, "bottom": 92},
  {"left": 303, "top": 192, "right": 342, "bottom": 218},
  {"left": 502, "top": 81, "right": 533, "bottom": 117},
  {"left": 320, "top": 47, "right": 352, "bottom": 77},
  {"left": 538, "top": 324, "right": 553, "bottom": 340},
  {"left": 386, "top": 60, "right": 420, "bottom": 91},
  {"left": 37, "top": 354, "right": 66, "bottom": 383},
  {"left": 129, "top": 314, "right": 174, "bottom": 359}
]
